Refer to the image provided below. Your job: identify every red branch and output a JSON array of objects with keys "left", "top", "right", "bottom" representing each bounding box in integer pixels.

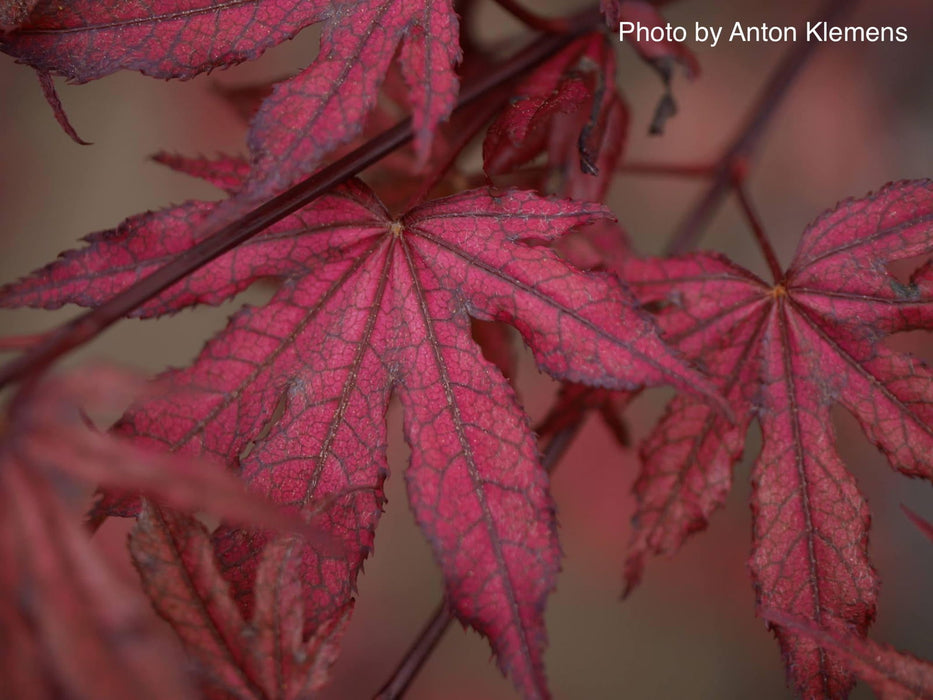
[
  {"left": 373, "top": 601, "right": 452, "bottom": 700},
  {"left": 0, "top": 334, "right": 46, "bottom": 352},
  {"left": 664, "top": 0, "right": 856, "bottom": 255},
  {"left": 733, "top": 180, "right": 783, "bottom": 283}
]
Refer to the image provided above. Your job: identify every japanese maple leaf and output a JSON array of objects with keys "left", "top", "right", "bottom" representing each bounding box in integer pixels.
[
  {"left": 601, "top": 0, "right": 699, "bottom": 133},
  {"left": 1, "top": 363, "right": 325, "bottom": 536},
  {"left": 0, "top": 0, "right": 36, "bottom": 30},
  {"left": 484, "top": 32, "right": 628, "bottom": 203},
  {"left": 0, "top": 365, "right": 292, "bottom": 700},
  {"left": 764, "top": 611, "right": 933, "bottom": 700},
  {"left": 620, "top": 180, "right": 933, "bottom": 697},
  {"left": 0, "top": 364, "right": 345, "bottom": 699},
  {"left": 0, "top": 464, "right": 198, "bottom": 700},
  {"left": 0, "top": 158, "right": 723, "bottom": 697},
  {"left": 1, "top": 0, "right": 460, "bottom": 195},
  {"left": 130, "top": 503, "right": 350, "bottom": 699}
]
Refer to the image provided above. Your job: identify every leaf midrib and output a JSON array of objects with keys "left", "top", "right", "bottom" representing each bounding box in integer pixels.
[{"left": 399, "top": 237, "right": 543, "bottom": 692}]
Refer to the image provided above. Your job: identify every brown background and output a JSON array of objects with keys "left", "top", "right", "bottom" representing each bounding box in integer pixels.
[{"left": 1, "top": 0, "right": 931, "bottom": 697}]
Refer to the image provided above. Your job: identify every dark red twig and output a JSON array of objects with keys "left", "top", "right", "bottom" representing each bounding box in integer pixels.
[
  {"left": 733, "top": 181, "right": 783, "bottom": 283},
  {"left": 0, "top": 6, "right": 602, "bottom": 392},
  {"left": 901, "top": 505, "right": 933, "bottom": 545},
  {"left": 373, "top": 601, "right": 452, "bottom": 700},
  {"left": 665, "top": 0, "right": 856, "bottom": 255}
]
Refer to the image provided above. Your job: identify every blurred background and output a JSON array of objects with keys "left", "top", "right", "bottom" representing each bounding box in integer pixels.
[{"left": 1, "top": 0, "right": 931, "bottom": 697}]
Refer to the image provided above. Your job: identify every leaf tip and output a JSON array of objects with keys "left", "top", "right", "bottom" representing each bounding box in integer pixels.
[
  {"left": 901, "top": 504, "right": 933, "bottom": 545},
  {"left": 36, "top": 70, "right": 92, "bottom": 145}
]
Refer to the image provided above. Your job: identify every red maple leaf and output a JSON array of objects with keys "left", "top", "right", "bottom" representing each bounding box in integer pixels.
[
  {"left": 0, "top": 159, "right": 723, "bottom": 697},
  {"left": 0, "top": 0, "right": 37, "bottom": 31},
  {"left": 764, "top": 611, "right": 933, "bottom": 700},
  {"left": 130, "top": 504, "right": 350, "bottom": 699},
  {"left": 0, "top": 368, "right": 199, "bottom": 700},
  {"left": 619, "top": 180, "right": 933, "bottom": 697},
  {"left": 0, "top": 365, "right": 339, "bottom": 699},
  {"left": 0, "top": 465, "right": 198, "bottom": 700},
  {"left": 1, "top": 0, "right": 461, "bottom": 195},
  {"left": 483, "top": 31, "right": 627, "bottom": 203},
  {"left": 601, "top": 0, "right": 699, "bottom": 133}
]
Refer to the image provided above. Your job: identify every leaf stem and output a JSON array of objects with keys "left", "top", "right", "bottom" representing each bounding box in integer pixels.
[
  {"left": 733, "top": 180, "right": 783, "bottom": 283},
  {"left": 372, "top": 422, "right": 584, "bottom": 699},
  {"left": 664, "top": 0, "right": 856, "bottom": 255},
  {"left": 373, "top": 601, "right": 453, "bottom": 700},
  {"left": 490, "top": 0, "right": 573, "bottom": 34},
  {"left": 0, "top": 5, "right": 602, "bottom": 392}
]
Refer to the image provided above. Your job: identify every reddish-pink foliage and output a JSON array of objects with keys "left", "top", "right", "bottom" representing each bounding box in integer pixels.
[
  {"left": 2, "top": 1, "right": 932, "bottom": 698},
  {"left": 484, "top": 32, "right": 627, "bottom": 202},
  {"left": 621, "top": 180, "right": 933, "bottom": 696},
  {"left": 1, "top": 0, "right": 460, "bottom": 196},
  {"left": 0, "top": 0, "right": 36, "bottom": 30},
  {"left": 0, "top": 366, "right": 330, "bottom": 700},
  {"left": 36, "top": 70, "right": 89, "bottom": 144},
  {"left": 765, "top": 611, "right": 933, "bottom": 699},
  {"left": 130, "top": 504, "right": 350, "bottom": 699},
  {"left": 1, "top": 159, "right": 722, "bottom": 696},
  {"left": 0, "top": 464, "right": 197, "bottom": 700}
]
